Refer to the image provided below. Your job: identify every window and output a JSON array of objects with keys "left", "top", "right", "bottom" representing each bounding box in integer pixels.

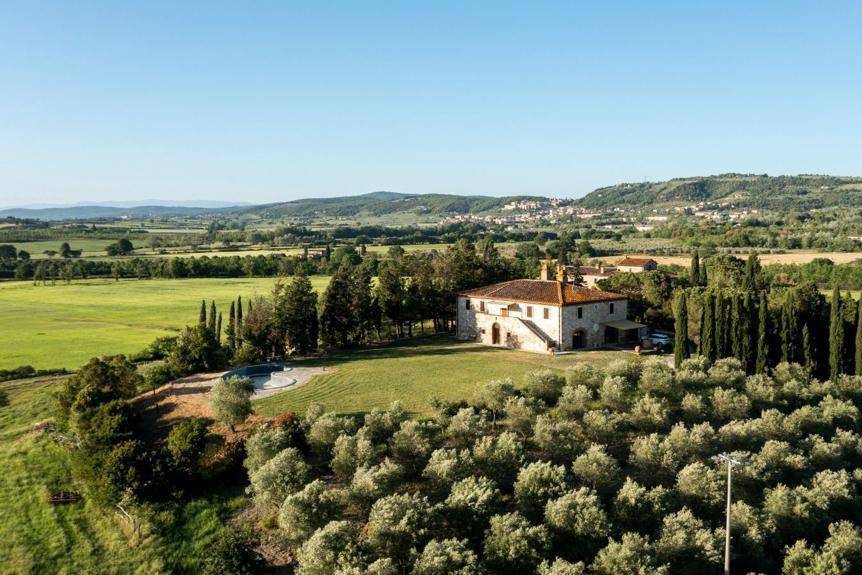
[
  {"left": 526, "top": 306, "right": 533, "bottom": 318},
  {"left": 577, "top": 306, "right": 583, "bottom": 319},
  {"left": 480, "top": 301, "right": 485, "bottom": 313},
  {"left": 543, "top": 307, "right": 550, "bottom": 320},
  {"left": 465, "top": 298, "right": 471, "bottom": 310},
  {"left": 609, "top": 302, "right": 615, "bottom": 314}
]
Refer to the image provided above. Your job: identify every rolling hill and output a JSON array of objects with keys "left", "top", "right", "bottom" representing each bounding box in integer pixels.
[
  {"left": 241, "top": 191, "right": 546, "bottom": 219},
  {"left": 576, "top": 174, "right": 862, "bottom": 211}
]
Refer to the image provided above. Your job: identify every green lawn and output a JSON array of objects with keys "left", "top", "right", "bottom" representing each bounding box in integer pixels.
[
  {"left": 0, "top": 376, "right": 245, "bottom": 574},
  {"left": 256, "top": 338, "right": 634, "bottom": 417},
  {"left": 0, "top": 277, "right": 330, "bottom": 370}
]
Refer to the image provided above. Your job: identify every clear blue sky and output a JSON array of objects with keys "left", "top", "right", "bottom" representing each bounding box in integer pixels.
[{"left": 1, "top": 1, "right": 860, "bottom": 206}]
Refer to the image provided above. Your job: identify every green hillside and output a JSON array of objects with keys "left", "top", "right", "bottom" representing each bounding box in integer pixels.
[
  {"left": 576, "top": 174, "right": 862, "bottom": 211},
  {"left": 244, "top": 191, "right": 545, "bottom": 219}
]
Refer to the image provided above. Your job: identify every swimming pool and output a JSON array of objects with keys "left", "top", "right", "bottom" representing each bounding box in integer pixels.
[{"left": 222, "top": 363, "right": 297, "bottom": 390}]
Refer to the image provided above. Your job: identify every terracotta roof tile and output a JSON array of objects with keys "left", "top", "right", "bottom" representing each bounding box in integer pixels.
[
  {"left": 617, "top": 257, "right": 656, "bottom": 267},
  {"left": 460, "top": 279, "right": 625, "bottom": 306}
]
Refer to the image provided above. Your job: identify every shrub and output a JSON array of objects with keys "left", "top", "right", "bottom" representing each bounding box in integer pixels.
[
  {"left": 167, "top": 418, "right": 209, "bottom": 478},
  {"left": 199, "top": 529, "right": 264, "bottom": 575}
]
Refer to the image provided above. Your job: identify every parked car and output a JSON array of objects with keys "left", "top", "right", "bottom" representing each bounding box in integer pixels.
[{"left": 641, "top": 332, "right": 673, "bottom": 352}]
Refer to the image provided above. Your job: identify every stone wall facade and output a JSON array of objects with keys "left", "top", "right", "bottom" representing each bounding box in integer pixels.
[{"left": 558, "top": 299, "right": 627, "bottom": 350}]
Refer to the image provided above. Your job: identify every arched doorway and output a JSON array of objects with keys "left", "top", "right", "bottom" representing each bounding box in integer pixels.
[
  {"left": 492, "top": 323, "right": 501, "bottom": 345},
  {"left": 572, "top": 330, "right": 586, "bottom": 349}
]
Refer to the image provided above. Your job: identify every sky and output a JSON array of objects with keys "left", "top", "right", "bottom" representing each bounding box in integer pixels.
[{"left": 1, "top": 1, "right": 861, "bottom": 207}]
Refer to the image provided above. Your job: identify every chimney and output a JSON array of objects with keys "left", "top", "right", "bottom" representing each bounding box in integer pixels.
[
  {"left": 540, "top": 260, "right": 552, "bottom": 281},
  {"left": 556, "top": 263, "right": 569, "bottom": 284}
]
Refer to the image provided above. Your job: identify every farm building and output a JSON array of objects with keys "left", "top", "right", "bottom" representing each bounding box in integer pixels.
[{"left": 456, "top": 262, "right": 646, "bottom": 354}]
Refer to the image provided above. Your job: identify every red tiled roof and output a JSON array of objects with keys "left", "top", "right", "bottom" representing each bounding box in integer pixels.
[
  {"left": 617, "top": 257, "right": 656, "bottom": 267},
  {"left": 459, "top": 279, "right": 625, "bottom": 306}
]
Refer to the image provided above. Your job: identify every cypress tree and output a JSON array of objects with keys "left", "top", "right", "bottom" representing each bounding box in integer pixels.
[
  {"left": 756, "top": 292, "right": 769, "bottom": 374},
  {"left": 830, "top": 287, "right": 844, "bottom": 381},
  {"left": 674, "top": 291, "right": 689, "bottom": 368},
  {"left": 216, "top": 312, "right": 222, "bottom": 344},
  {"left": 741, "top": 291, "right": 753, "bottom": 372},
  {"left": 731, "top": 293, "right": 743, "bottom": 361},
  {"left": 780, "top": 298, "right": 796, "bottom": 364},
  {"left": 700, "top": 261, "right": 708, "bottom": 287},
  {"left": 714, "top": 290, "right": 726, "bottom": 359},
  {"left": 227, "top": 301, "right": 236, "bottom": 351},
  {"left": 743, "top": 253, "right": 760, "bottom": 291},
  {"left": 802, "top": 322, "right": 814, "bottom": 372},
  {"left": 199, "top": 299, "right": 207, "bottom": 325},
  {"left": 208, "top": 301, "right": 217, "bottom": 335},
  {"left": 855, "top": 299, "right": 862, "bottom": 375},
  {"left": 236, "top": 296, "right": 244, "bottom": 346},
  {"left": 702, "top": 291, "right": 716, "bottom": 362},
  {"left": 690, "top": 252, "right": 701, "bottom": 286}
]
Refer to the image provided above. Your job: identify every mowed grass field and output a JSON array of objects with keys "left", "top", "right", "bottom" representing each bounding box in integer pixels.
[
  {"left": 601, "top": 251, "right": 862, "bottom": 267},
  {"left": 0, "top": 277, "right": 330, "bottom": 370},
  {"left": 0, "top": 376, "right": 245, "bottom": 574},
  {"left": 256, "top": 338, "right": 635, "bottom": 417}
]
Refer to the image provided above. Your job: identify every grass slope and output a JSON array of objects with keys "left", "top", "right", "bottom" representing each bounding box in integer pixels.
[
  {"left": 0, "top": 277, "right": 330, "bottom": 370},
  {"left": 255, "top": 338, "right": 633, "bottom": 417},
  {"left": 0, "top": 376, "right": 245, "bottom": 574}
]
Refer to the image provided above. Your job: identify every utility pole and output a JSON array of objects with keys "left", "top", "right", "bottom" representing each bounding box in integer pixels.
[{"left": 718, "top": 453, "right": 743, "bottom": 575}]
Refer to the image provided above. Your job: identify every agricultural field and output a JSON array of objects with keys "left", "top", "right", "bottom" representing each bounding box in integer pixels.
[
  {"left": 598, "top": 250, "right": 862, "bottom": 267},
  {"left": 255, "top": 338, "right": 634, "bottom": 417},
  {"left": 9, "top": 239, "right": 117, "bottom": 259},
  {"left": 0, "top": 277, "right": 331, "bottom": 370}
]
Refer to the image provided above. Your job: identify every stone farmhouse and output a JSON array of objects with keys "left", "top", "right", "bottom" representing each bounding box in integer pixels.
[
  {"left": 615, "top": 256, "right": 658, "bottom": 273},
  {"left": 456, "top": 263, "right": 646, "bottom": 354}
]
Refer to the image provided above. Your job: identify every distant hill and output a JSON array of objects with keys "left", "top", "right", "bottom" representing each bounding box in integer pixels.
[
  {"left": 576, "top": 174, "right": 862, "bottom": 211},
  {"left": 0, "top": 204, "right": 226, "bottom": 220},
  {"left": 242, "top": 191, "right": 546, "bottom": 219}
]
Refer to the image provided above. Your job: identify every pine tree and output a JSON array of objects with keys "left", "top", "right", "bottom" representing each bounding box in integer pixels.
[
  {"left": 855, "top": 300, "right": 862, "bottom": 375},
  {"left": 320, "top": 263, "right": 355, "bottom": 347},
  {"left": 236, "top": 296, "right": 244, "bottom": 347},
  {"left": 701, "top": 292, "right": 716, "bottom": 362},
  {"left": 227, "top": 301, "right": 236, "bottom": 351},
  {"left": 674, "top": 291, "right": 689, "bottom": 368},
  {"left": 282, "top": 270, "right": 319, "bottom": 354},
  {"left": 756, "top": 292, "right": 769, "bottom": 374},
  {"left": 830, "top": 287, "right": 844, "bottom": 381},
  {"left": 199, "top": 300, "right": 207, "bottom": 325},
  {"left": 690, "top": 252, "right": 701, "bottom": 286}
]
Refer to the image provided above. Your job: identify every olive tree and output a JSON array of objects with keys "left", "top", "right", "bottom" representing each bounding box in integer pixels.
[
  {"left": 476, "top": 378, "right": 516, "bottom": 425},
  {"left": 483, "top": 512, "right": 551, "bottom": 574},
  {"left": 572, "top": 444, "right": 621, "bottom": 494},
  {"left": 447, "top": 407, "right": 490, "bottom": 446},
  {"left": 365, "top": 492, "right": 432, "bottom": 562},
  {"left": 248, "top": 447, "right": 310, "bottom": 508},
  {"left": 412, "top": 538, "right": 480, "bottom": 575},
  {"left": 514, "top": 461, "right": 567, "bottom": 517},
  {"left": 532, "top": 415, "right": 582, "bottom": 462},
  {"left": 350, "top": 458, "right": 403, "bottom": 508},
  {"left": 210, "top": 376, "right": 254, "bottom": 432},
  {"left": 538, "top": 558, "right": 586, "bottom": 575},
  {"left": 524, "top": 370, "right": 565, "bottom": 404},
  {"left": 423, "top": 448, "right": 475, "bottom": 491},
  {"left": 278, "top": 479, "right": 342, "bottom": 546},
  {"left": 590, "top": 532, "right": 669, "bottom": 575},
  {"left": 244, "top": 425, "right": 293, "bottom": 474},
  {"left": 445, "top": 476, "right": 502, "bottom": 540},
  {"left": 472, "top": 431, "right": 525, "bottom": 488},
  {"left": 295, "top": 521, "right": 364, "bottom": 575},
  {"left": 544, "top": 487, "right": 609, "bottom": 544}
]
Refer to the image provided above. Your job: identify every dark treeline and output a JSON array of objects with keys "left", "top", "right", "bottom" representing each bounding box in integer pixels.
[
  {"left": 676, "top": 252, "right": 861, "bottom": 381},
  {"left": 143, "top": 239, "right": 525, "bottom": 386}
]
